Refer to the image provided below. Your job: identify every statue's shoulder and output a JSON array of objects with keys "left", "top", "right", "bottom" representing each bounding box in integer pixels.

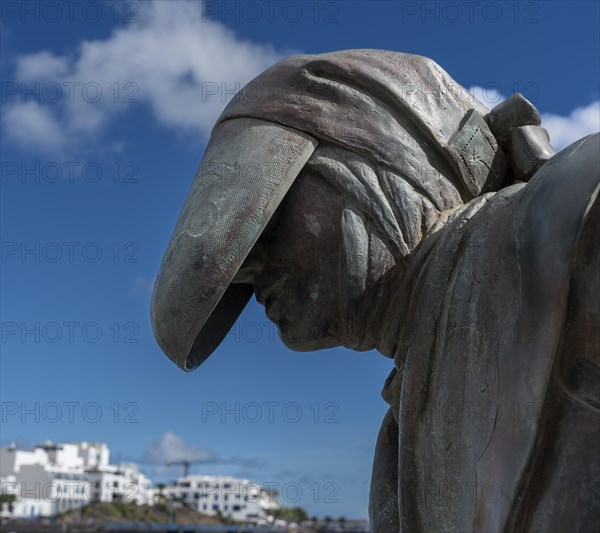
[
  {"left": 538, "top": 133, "right": 600, "bottom": 179},
  {"left": 510, "top": 133, "right": 599, "bottom": 238},
  {"left": 531, "top": 133, "right": 599, "bottom": 192}
]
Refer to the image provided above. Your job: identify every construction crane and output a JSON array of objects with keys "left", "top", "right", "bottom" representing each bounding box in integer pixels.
[{"left": 165, "top": 460, "right": 204, "bottom": 477}]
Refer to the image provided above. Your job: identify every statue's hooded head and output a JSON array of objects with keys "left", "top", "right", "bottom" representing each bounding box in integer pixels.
[{"left": 151, "top": 49, "right": 512, "bottom": 371}]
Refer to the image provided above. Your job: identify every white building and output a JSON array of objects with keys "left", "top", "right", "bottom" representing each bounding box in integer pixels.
[
  {"left": 0, "top": 441, "right": 154, "bottom": 519},
  {"left": 85, "top": 462, "right": 154, "bottom": 506},
  {"left": 165, "top": 475, "right": 279, "bottom": 523}
]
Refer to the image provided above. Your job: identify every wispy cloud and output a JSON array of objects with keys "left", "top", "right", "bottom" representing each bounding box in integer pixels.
[
  {"left": 140, "top": 431, "right": 216, "bottom": 465},
  {"left": 2, "top": 0, "right": 281, "bottom": 156},
  {"left": 137, "top": 432, "right": 265, "bottom": 478},
  {"left": 3, "top": 101, "right": 69, "bottom": 154},
  {"left": 131, "top": 276, "right": 155, "bottom": 297}
]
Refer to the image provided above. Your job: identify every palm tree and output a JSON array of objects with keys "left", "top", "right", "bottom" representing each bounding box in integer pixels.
[
  {"left": 0, "top": 494, "right": 16, "bottom": 514},
  {"left": 154, "top": 483, "right": 169, "bottom": 517}
]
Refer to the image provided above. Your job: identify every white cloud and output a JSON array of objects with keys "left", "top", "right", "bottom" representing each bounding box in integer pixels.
[
  {"left": 140, "top": 431, "right": 215, "bottom": 465},
  {"left": 468, "top": 85, "right": 506, "bottom": 110},
  {"left": 2, "top": 101, "right": 67, "bottom": 155},
  {"left": 3, "top": 0, "right": 281, "bottom": 155},
  {"left": 541, "top": 101, "right": 600, "bottom": 150},
  {"left": 15, "top": 51, "right": 69, "bottom": 81},
  {"left": 3, "top": 8, "right": 597, "bottom": 159}
]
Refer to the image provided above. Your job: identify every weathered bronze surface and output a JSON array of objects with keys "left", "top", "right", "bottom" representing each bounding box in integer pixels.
[{"left": 151, "top": 50, "right": 599, "bottom": 532}]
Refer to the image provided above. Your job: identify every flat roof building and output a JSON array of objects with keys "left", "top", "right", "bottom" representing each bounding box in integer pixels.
[{"left": 165, "top": 474, "right": 279, "bottom": 524}]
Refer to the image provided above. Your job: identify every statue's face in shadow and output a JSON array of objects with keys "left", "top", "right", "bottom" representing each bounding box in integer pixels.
[{"left": 232, "top": 170, "right": 348, "bottom": 351}]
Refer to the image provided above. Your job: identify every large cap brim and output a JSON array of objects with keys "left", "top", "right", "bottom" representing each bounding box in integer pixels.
[{"left": 151, "top": 118, "right": 318, "bottom": 371}]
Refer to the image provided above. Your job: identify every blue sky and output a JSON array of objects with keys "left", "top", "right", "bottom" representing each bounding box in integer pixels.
[{"left": 1, "top": 0, "right": 598, "bottom": 519}]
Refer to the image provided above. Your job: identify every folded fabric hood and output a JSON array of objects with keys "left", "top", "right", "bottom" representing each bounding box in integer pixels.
[{"left": 151, "top": 49, "right": 506, "bottom": 371}]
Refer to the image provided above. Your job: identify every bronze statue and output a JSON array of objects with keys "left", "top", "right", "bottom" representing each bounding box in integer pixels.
[{"left": 151, "top": 50, "right": 599, "bottom": 532}]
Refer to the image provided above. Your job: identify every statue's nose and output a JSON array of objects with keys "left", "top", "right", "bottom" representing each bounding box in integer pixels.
[{"left": 150, "top": 117, "right": 317, "bottom": 371}]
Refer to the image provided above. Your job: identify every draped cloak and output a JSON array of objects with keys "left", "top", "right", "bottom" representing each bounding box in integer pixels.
[
  {"left": 372, "top": 133, "right": 599, "bottom": 532},
  {"left": 152, "top": 49, "right": 600, "bottom": 531},
  {"left": 217, "top": 50, "right": 600, "bottom": 530}
]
